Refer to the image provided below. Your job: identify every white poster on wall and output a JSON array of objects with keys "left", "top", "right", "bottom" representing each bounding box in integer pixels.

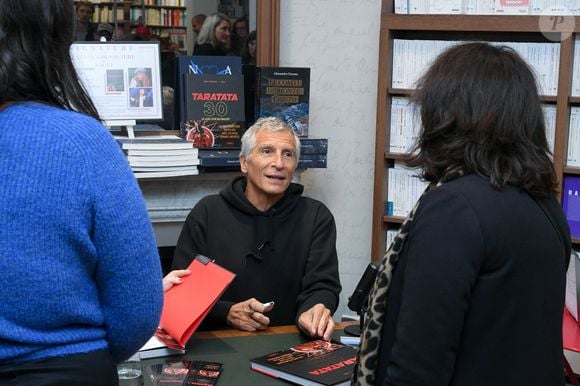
[{"left": 70, "top": 41, "right": 163, "bottom": 122}]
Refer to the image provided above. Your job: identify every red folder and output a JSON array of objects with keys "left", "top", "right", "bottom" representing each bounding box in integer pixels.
[{"left": 157, "top": 255, "right": 235, "bottom": 348}]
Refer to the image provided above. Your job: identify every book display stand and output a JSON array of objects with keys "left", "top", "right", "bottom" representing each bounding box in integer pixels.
[{"left": 105, "top": 119, "right": 137, "bottom": 138}]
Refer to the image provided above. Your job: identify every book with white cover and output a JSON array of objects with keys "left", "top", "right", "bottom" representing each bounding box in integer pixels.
[
  {"left": 128, "top": 157, "right": 200, "bottom": 167},
  {"left": 125, "top": 148, "right": 199, "bottom": 157},
  {"left": 115, "top": 135, "right": 195, "bottom": 150},
  {"left": 427, "top": 0, "right": 463, "bottom": 14},
  {"left": 494, "top": 0, "right": 530, "bottom": 14},
  {"left": 133, "top": 168, "right": 200, "bottom": 179},
  {"left": 137, "top": 332, "right": 186, "bottom": 360}
]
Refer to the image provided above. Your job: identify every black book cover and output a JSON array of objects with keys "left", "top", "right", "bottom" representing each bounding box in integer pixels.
[
  {"left": 300, "top": 138, "right": 328, "bottom": 155},
  {"left": 298, "top": 154, "right": 327, "bottom": 169},
  {"left": 250, "top": 340, "right": 357, "bottom": 386},
  {"left": 242, "top": 64, "right": 257, "bottom": 129},
  {"left": 183, "top": 361, "right": 223, "bottom": 385},
  {"left": 198, "top": 149, "right": 241, "bottom": 168},
  {"left": 255, "top": 67, "right": 310, "bottom": 137},
  {"left": 175, "top": 56, "right": 242, "bottom": 135},
  {"left": 183, "top": 74, "right": 245, "bottom": 149}
]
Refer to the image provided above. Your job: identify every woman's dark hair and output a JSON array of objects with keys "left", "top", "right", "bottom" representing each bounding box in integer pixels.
[
  {"left": 241, "top": 30, "right": 257, "bottom": 65},
  {"left": 0, "top": 0, "right": 99, "bottom": 120},
  {"left": 407, "top": 42, "right": 556, "bottom": 199}
]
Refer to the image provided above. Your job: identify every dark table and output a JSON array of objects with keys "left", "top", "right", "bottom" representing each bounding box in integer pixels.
[{"left": 140, "top": 322, "right": 355, "bottom": 386}]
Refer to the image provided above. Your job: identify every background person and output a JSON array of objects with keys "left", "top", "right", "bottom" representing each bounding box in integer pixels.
[
  {"left": 191, "top": 13, "right": 207, "bottom": 53},
  {"left": 230, "top": 16, "right": 249, "bottom": 56},
  {"left": 241, "top": 29, "right": 257, "bottom": 65},
  {"left": 172, "top": 117, "right": 341, "bottom": 341},
  {"left": 0, "top": 1, "right": 164, "bottom": 384},
  {"left": 353, "top": 42, "right": 571, "bottom": 386},
  {"left": 96, "top": 23, "right": 114, "bottom": 41},
  {"left": 193, "top": 13, "right": 231, "bottom": 56},
  {"left": 129, "top": 67, "right": 151, "bottom": 88},
  {"left": 75, "top": 0, "right": 96, "bottom": 41}
]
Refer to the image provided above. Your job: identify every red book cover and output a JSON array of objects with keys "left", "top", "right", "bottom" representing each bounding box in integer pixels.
[{"left": 160, "top": 255, "right": 235, "bottom": 348}]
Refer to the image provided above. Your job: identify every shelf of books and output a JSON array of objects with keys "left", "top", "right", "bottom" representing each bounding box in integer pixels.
[{"left": 371, "top": 1, "right": 580, "bottom": 261}]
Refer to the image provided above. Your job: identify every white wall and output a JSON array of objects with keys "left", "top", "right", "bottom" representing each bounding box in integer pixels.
[{"left": 279, "top": 0, "right": 382, "bottom": 318}]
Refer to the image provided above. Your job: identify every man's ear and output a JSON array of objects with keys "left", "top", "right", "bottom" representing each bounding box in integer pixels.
[{"left": 239, "top": 154, "right": 247, "bottom": 173}]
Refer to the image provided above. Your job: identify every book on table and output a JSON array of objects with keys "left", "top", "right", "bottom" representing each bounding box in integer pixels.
[
  {"left": 145, "top": 359, "right": 223, "bottom": 385},
  {"left": 250, "top": 340, "right": 358, "bottom": 386},
  {"left": 137, "top": 255, "right": 236, "bottom": 359}
]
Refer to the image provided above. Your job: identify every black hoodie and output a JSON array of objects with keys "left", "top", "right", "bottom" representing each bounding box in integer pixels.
[{"left": 172, "top": 176, "right": 341, "bottom": 330}]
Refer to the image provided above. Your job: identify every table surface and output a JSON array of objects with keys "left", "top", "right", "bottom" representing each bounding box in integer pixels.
[{"left": 140, "top": 322, "right": 357, "bottom": 386}]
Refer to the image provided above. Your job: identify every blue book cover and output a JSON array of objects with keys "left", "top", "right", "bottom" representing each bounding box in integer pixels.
[
  {"left": 175, "top": 56, "right": 242, "bottom": 134},
  {"left": 563, "top": 176, "right": 580, "bottom": 238},
  {"left": 255, "top": 67, "right": 310, "bottom": 137}
]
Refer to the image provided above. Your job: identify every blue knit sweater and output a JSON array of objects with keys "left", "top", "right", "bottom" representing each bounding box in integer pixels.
[{"left": 0, "top": 103, "right": 163, "bottom": 364}]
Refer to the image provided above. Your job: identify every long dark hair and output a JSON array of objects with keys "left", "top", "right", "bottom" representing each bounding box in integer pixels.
[
  {"left": 0, "top": 0, "right": 99, "bottom": 120},
  {"left": 407, "top": 42, "right": 556, "bottom": 199}
]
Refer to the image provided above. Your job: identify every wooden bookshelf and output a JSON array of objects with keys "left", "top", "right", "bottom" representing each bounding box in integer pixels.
[{"left": 371, "top": 1, "right": 580, "bottom": 261}]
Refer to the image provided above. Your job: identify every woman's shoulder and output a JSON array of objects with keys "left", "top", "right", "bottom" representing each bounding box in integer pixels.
[{"left": 193, "top": 43, "right": 216, "bottom": 56}]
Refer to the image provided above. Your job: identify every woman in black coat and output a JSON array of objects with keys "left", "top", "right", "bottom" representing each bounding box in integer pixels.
[{"left": 353, "top": 42, "right": 571, "bottom": 386}]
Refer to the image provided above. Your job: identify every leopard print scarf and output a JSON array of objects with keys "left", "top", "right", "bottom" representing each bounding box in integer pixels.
[{"left": 352, "top": 171, "right": 461, "bottom": 385}]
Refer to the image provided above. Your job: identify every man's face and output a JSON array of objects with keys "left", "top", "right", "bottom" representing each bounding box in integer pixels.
[
  {"left": 77, "top": 5, "right": 93, "bottom": 24},
  {"left": 192, "top": 19, "right": 203, "bottom": 34},
  {"left": 240, "top": 129, "right": 297, "bottom": 207},
  {"left": 215, "top": 20, "right": 231, "bottom": 45},
  {"left": 235, "top": 21, "right": 248, "bottom": 38}
]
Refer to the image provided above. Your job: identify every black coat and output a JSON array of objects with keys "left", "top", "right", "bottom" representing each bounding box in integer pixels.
[{"left": 376, "top": 173, "right": 570, "bottom": 386}]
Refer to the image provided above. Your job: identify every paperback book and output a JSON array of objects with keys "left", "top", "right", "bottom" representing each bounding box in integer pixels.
[
  {"left": 563, "top": 176, "right": 580, "bottom": 238},
  {"left": 175, "top": 55, "right": 242, "bottom": 136},
  {"left": 250, "top": 340, "right": 357, "bottom": 386},
  {"left": 300, "top": 138, "right": 328, "bottom": 155},
  {"left": 298, "top": 154, "right": 327, "bottom": 169},
  {"left": 137, "top": 255, "right": 235, "bottom": 359},
  {"left": 183, "top": 74, "right": 246, "bottom": 148},
  {"left": 255, "top": 66, "right": 310, "bottom": 137},
  {"left": 145, "top": 359, "right": 223, "bottom": 386}
]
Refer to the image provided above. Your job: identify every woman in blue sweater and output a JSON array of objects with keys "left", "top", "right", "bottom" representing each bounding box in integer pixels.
[{"left": 0, "top": 1, "right": 163, "bottom": 384}]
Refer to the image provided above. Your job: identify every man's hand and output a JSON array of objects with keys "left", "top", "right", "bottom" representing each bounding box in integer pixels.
[
  {"left": 298, "top": 303, "right": 335, "bottom": 341},
  {"left": 227, "top": 298, "right": 274, "bottom": 332}
]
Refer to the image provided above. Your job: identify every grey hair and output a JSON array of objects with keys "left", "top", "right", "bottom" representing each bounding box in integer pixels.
[
  {"left": 196, "top": 12, "right": 229, "bottom": 47},
  {"left": 240, "top": 117, "right": 301, "bottom": 162}
]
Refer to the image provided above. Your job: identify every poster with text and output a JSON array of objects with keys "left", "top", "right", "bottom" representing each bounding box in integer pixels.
[{"left": 70, "top": 42, "right": 163, "bottom": 122}]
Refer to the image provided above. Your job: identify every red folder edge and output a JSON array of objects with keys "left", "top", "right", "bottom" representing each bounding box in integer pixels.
[{"left": 160, "top": 257, "right": 236, "bottom": 347}]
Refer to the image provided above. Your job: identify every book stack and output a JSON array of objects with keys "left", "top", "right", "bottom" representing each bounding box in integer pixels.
[
  {"left": 298, "top": 138, "right": 328, "bottom": 169},
  {"left": 115, "top": 135, "right": 199, "bottom": 179},
  {"left": 196, "top": 139, "right": 329, "bottom": 172}
]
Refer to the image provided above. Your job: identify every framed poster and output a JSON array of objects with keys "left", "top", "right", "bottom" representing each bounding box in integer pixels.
[{"left": 70, "top": 41, "right": 163, "bottom": 121}]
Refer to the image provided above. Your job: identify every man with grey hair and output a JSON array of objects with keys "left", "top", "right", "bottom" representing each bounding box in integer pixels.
[{"left": 172, "top": 117, "right": 341, "bottom": 340}]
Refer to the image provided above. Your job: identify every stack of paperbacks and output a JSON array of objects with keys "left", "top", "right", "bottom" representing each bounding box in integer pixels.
[
  {"left": 137, "top": 255, "right": 236, "bottom": 359},
  {"left": 297, "top": 138, "right": 328, "bottom": 169},
  {"left": 115, "top": 135, "right": 199, "bottom": 179}
]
